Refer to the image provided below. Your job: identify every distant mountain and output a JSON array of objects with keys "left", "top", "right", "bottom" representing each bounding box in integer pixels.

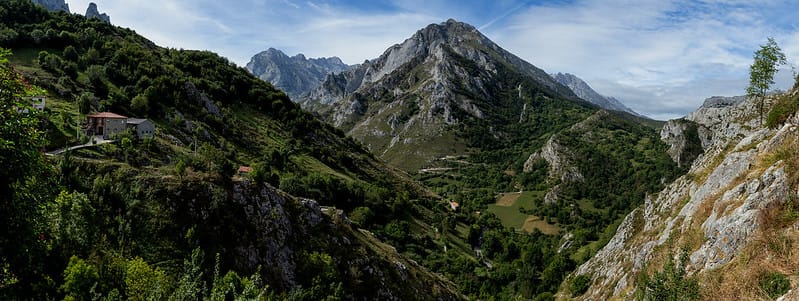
[
  {"left": 31, "top": 0, "right": 69, "bottom": 12},
  {"left": 246, "top": 48, "right": 352, "bottom": 100},
  {"left": 85, "top": 2, "right": 110, "bottom": 23},
  {"left": 550, "top": 72, "right": 641, "bottom": 116},
  {"left": 29, "top": 0, "right": 110, "bottom": 23}
]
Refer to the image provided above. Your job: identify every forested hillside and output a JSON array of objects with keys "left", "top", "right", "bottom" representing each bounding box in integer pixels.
[
  {"left": 0, "top": 1, "right": 460, "bottom": 299},
  {"left": 1, "top": 2, "right": 688, "bottom": 300}
]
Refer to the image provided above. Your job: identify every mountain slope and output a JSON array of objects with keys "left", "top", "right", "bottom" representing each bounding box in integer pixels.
[
  {"left": 551, "top": 72, "right": 641, "bottom": 117},
  {"left": 297, "top": 19, "right": 684, "bottom": 299},
  {"left": 246, "top": 48, "right": 351, "bottom": 100},
  {"left": 301, "top": 19, "right": 588, "bottom": 171},
  {"left": 0, "top": 2, "right": 461, "bottom": 299},
  {"left": 564, "top": 93, "right": 799, "bottom": 300}
]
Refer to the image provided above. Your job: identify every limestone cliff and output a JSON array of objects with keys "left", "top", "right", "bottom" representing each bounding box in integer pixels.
[{"left": 563, "top": 93, "right": 799, "bottom": 300}]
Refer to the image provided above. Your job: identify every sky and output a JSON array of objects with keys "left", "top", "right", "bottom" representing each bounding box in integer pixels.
[{"left": 65, "top": 0, "right": 799, "bottom": 120}]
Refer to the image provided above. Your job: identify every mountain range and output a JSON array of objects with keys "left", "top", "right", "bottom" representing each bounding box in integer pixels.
[
  {"left": 550, "top": 72, "right": 640, "bottom": 116},
  {"left": 246, "top": 48, "right": 352, "bottom": 100},
  {"left": 3, "top": 1, "right": 799, "bottom": 300}
]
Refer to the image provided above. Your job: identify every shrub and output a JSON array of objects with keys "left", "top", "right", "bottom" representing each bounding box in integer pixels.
[
  {"left": 758, "top": 271, "right": 790, "bottom": 299},
  {"left": 570, "top": 274, "right": 591, "bottom": 296},
  {"left": 765, "top": 93, "right": 799, "bottom": 128},
  {"left": 637, "top": 248, "right": 699, "bottom": 301}
]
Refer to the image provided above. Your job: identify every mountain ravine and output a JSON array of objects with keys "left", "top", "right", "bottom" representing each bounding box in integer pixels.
[{"left": 561, "top": 93, "right": 799, "bottom": 300}]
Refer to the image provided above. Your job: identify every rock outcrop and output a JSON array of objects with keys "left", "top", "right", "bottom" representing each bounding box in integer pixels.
[
  {"left": 551, "top": 72, "right": 641, "bottom": 116},
  {"left": 660, "top": 118, "right": 706, "bottom": 168},
  {"left": 85, "top": 2, "right": 110, "bottom": 23},
  {"left": 565, "top": 94, "right": 799, "bottom": 300},
  {"left": 246, "top": 48, "right": 351, "bottom": 100},
  {"left": 31, "top": 0, "right": 69, "bottom": 13}
]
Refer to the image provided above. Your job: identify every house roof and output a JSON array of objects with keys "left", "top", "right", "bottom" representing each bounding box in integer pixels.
[
  {"left": 126, "top": 118, "right": 149, "bottom": 125},
  {"left": 87, "top": 112, "right": 127, "bottom": 119},
  {"left": 238, "top": 166, "right": 253, "bottom": 173}
]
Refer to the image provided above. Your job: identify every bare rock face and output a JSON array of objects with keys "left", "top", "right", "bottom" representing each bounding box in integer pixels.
[
  {"left": 660, "top": 119, "right": 706, "bottom": 168},
  {"left": 551, "top": 72, "right": 640, "bottom": 116},
  {"left": 85, "top": 2, "right": 110, "bottom": 23},
  {"left": 246, "top": 48, "right": 352, "bottom": 100},
  {"left": 567, "top": 94, "right": 798, "bottom": 300},
  {"left": 224, "top": 181, "right": 464, "bottom": 300}
]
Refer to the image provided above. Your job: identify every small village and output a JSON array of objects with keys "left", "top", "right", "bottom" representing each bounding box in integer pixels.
[{"left": 31, "top": 96, "right": 156, "bottom": 155}]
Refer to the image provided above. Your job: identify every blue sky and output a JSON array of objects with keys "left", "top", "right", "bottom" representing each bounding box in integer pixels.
[{"left": 65, "top": 0, "right": 799, "bottom": 120}]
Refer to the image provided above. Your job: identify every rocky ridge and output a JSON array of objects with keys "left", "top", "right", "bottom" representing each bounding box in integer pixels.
[
  {"left": 565, "top": 94, "right": 799, "bottom": 300},
  {"left": 551, "top": 72, "right": 641, "bottom": 116},
  {"left": 85, "top": 2, "right": 110, "bottom": 23},
  {"left": 246, "top": 48, "right": 351, "bottom": 100},
  {"left": 299, "top": 19, "right": 584, "bottom": 171}
]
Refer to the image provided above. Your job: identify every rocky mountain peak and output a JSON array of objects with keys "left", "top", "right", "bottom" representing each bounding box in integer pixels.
[
  {"left": 31, "top": 0, "right": 69, "bottom": 13},
  {"left": 245, "top": 48, "right": 352, "bottom": 100},
  {"left": 551, "top": 72, "right": 641, "bottom": 116},
  {"left": 298, "top": 20, "right": 585, "bottom": 171},
  {"left": 85, "top": 2, "right": 110, "bottom": 23}
]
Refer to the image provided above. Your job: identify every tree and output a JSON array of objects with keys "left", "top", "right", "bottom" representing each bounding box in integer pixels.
[
  {"left": 60, "top": 256, "right": 99, "bottom": 301},
  {"left": 0, "top": 47, "right": 50, "bottom": 295},
  {"left": 747, "top": 37, "right": 787, "bottom": 124}
]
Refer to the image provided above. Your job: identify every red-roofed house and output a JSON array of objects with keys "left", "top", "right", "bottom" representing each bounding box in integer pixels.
[
  {"left": 86, "top": 112, "right": 128, "bottom": 139},
  {"left": 238, "top": 166, "right": 253, "bottom": 176}
]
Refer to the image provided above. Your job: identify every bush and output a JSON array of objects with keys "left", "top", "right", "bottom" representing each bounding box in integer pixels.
[
  {"left": 570, "top": 274, "right": 591, "bottom": 296},
  {"left": 759, "top": 271, "right": 790, "bottom": 299},
  {"left": 766, "top": 93, "right": 799, "bottom": 128},
  {"left": 637, "top": 248, "right": 699, "bottom": 301}
]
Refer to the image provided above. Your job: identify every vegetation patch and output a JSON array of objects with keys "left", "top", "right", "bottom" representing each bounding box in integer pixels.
[{"left": 758, "top": 271, "right": 791, "bottom": 299}]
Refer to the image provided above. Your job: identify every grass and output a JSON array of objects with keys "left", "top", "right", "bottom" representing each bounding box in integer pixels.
[{"left": 486, "top": 190, "right": 559, "bottom": 234}]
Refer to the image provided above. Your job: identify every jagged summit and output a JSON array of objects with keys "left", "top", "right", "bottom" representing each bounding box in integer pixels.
[
  {"left": 299, "top": 19, "right": 590, "bottom": 171},
  {"left": 85, "top": 2, "right": 110, "bottom": 23},
  {"left": 245, "top": 48, "right": 351, "bottom": 100},
  {"left": 551, "top": 72, "right": 642, "bottom": 116}
]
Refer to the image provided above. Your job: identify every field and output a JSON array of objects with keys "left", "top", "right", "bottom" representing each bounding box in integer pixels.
[{"left": 486, "top": 191, "right": 560, "bottom": 235}]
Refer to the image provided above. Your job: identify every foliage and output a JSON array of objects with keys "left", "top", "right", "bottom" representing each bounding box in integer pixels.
[
  {"left": 758, "top": 271, "right": 790, "bottom": 299},
  {"left": 570, "top": 274, "right": 591, "bottom": 296},
  {"left": 47, "top": 191, "right": 95, "bottom": 255},
  {"left": 0, "top": 46, "right": 53, "bottom": 298},
  {"left": 124, "top": 257, "right": 168, "bottom": 301},
  {"left": 747, "top": 37, "right": 787, "bottom": 123},
  {"left": 60, "top": 256, "right": 99, "bottom": 301},
  {"left": 766, "top": 91, "right": 799, "bottom": 128},
  {"left": 637, "top": 248, "right": 700, "bottom": 301}
]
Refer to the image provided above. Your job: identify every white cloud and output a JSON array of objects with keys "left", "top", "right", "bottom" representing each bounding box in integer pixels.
[{"left": 482, "top": 0, "right": 799, "bottom": 119}]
